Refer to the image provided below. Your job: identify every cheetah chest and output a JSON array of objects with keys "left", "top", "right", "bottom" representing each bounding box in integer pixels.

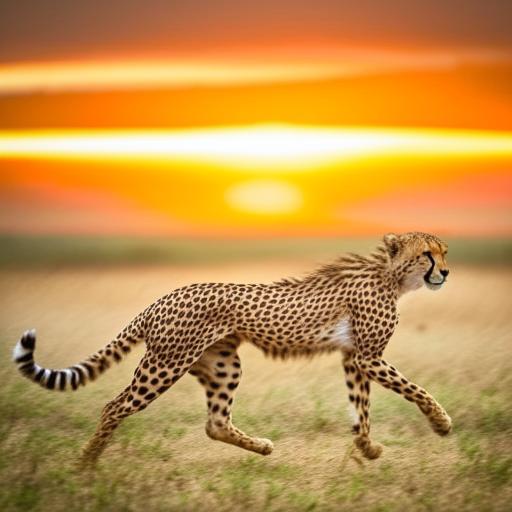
[{"left": 318, "top": 317, "right": 355, "bottom": 351}]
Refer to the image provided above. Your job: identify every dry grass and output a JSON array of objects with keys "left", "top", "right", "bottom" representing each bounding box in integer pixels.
[{"left": 0, "top": 259, "right": 511, "bottom": 511}]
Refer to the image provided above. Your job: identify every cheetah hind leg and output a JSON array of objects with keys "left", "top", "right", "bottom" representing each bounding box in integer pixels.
[
  {"left": 190, "top": 337, "right": 274, "bottom": 456},
  {"left": 80, "top": 351, "right": 191, "bottom": 467}
]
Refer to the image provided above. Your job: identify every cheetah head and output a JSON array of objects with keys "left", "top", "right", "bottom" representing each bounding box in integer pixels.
[{"left": 383, "top": 232, "right": 449, "bottom": 293}]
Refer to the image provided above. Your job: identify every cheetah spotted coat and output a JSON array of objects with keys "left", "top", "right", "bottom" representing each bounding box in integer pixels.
[{"left": 13, "top": 232, "right": 452, "bottom": 462}]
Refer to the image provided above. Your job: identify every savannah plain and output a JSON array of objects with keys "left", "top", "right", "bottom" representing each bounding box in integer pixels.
[{"left": 0, "top": 239, "right": 511, "bottom": 512}]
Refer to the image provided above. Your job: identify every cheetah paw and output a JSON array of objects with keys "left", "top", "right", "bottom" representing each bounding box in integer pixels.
[
  {"left": 255, "top": 438, "right": 274, "bottom": 456},
  {"left": 430, "top": 410, "right": 452, "bottom": 436},
  {"left": 354, "top": 436, "right": 383, "bottom": 460},
  {"left": 362, "top": 441, "right": 383, "bottom": 460}
]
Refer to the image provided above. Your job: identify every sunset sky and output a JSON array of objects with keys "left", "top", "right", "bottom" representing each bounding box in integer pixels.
[{"left": 0, "top": 1, "right": 511, "bottom": 237}]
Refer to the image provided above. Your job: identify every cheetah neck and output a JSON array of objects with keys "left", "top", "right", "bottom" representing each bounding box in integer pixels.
[
  {"left": 273, "top": 244, "right": 408, "bottom": 301},
  {"left": 389, "top": 259, "right": 424, "bottom": 297}
]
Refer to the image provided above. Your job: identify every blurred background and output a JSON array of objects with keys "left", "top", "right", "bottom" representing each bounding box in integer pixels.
[
  {"left": 1, "top": 3, "right": 512, "bottom": 511},
  {"left": 0, "top": 0, "right": 511, "bottom": 264}
]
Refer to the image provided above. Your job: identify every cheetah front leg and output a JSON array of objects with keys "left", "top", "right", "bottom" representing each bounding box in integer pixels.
[
  {"left": 189, "top": 336, "right": 274, "bottom": 456},
  {"left": 355, "top": 355, "right": 452, "bottom": 436},
  {"left": 342, "top": 351, "right": 383, "bottom": 459}
]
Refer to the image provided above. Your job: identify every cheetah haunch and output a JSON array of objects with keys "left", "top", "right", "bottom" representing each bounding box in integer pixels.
[{"left": 13, "top": 232, "right": 452, "bottom": 463}]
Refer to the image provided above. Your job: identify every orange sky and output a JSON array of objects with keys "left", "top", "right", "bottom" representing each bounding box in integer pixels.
[{"left": 0, "top": 1, "right": 511, "bottom": 238}]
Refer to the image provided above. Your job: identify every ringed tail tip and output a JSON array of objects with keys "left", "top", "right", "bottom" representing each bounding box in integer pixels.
[{"left": 13, "top": 329, "right": 37, "bottom": 362}]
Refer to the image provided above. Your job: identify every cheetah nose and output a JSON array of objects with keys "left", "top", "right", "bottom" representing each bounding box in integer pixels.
[{"left": 440, "top": 269, "right": 449, "bottom": 277}]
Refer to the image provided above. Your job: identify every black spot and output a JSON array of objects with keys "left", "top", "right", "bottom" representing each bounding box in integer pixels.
[
  {"left": 82, "top": 362, "right": 95, "bottom": 379},
  {"left": 20, "top": 333, "right": 35, "bottom": 350},
  {"left": 145, "top": 393, "right": 156, "bottom": 400},
  {"left": 15, "top": 352, "right": 32, "bottom": 363},
  {"left": 18, "top": 362, "right": 34, "bottom": 375},
  {"left": 219, "top": 392, "right": 229, "bottom": 400},
  {"left": 138, "top": 386, "right": 148, "bottom": 395},
  {"left": 69, "top": 371, "right": 78, "bottom": 390},
  {"left": 59, "top": 371, "right": 66, "bottom": 390},
  {"left": 73, "top": 365, "right": 86, "bottom": 385},
  {"left": 47, "top": 371, "right": 57, "bottom": 389},
  {"left": 227, "top": 382, "right": 238, "bottom": 390},
  {"left": 34, "top": 368, "right": 45, "bottom": 382}
]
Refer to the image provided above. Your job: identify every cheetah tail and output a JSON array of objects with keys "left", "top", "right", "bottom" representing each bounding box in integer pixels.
[{"left": 12, "top": 320, "right": 145, "bottom": 391}]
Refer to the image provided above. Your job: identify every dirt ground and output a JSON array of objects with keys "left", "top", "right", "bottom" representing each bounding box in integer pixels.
[{"left": 0, "top": 260, "right": 511, "bottom": 511}]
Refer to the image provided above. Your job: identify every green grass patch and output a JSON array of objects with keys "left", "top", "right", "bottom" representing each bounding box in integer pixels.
[{"left": 0, "top": 234, "right": 510, "bottom": 267}]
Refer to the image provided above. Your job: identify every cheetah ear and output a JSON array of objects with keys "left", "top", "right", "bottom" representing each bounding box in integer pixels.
[{"left": 383, "top": 233, "right": 401, "bottom": 258}]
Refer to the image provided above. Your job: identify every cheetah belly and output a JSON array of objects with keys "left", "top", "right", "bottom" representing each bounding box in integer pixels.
[
  {"left": 318, "top": 317, "right": 355, "bottom": 351},
  {"left": 239, "top": 316, "right": 354, "bottom": 356}
]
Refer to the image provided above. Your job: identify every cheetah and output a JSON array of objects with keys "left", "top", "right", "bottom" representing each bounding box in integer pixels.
[{"left": 13, "top": 231, "right": 452, "bottom": 463}]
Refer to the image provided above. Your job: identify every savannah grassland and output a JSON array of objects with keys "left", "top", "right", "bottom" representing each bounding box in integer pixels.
[{"left": 0, "top": 239, "right": 511, "bottom": 512}]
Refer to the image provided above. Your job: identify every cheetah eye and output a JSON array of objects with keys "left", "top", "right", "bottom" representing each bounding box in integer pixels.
[{"left": 423, "top": 251, "right": 431, "bottom": 256}]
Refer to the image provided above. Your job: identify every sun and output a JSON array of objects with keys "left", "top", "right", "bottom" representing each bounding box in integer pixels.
[{"left": 225, "top": 180, "right": 303, "bottom": 215}]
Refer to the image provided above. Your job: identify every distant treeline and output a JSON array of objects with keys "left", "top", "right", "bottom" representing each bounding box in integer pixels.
[{"left": 0, "top": 235, "right": 510, "bottom": 267}]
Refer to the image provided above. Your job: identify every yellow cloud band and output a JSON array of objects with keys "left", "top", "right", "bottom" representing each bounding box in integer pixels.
[{"left": 0, "top": 125, "right": 511, "bottom": 169}]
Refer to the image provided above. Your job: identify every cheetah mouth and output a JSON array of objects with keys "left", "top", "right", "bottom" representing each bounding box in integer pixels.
[
  {"left": 424, "top": 277, "right": 444, "bottom": 290},
  {"left": 423, "top": 252, "right": 445, "bottom": 289}
]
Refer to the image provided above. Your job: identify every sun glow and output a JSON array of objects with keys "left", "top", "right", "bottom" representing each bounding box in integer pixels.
[
  {"left": 0, "top": 50, "right": 507, "bottom": 94},
  {"left": 226, "top": 180, "right": 303, "bottom": 215},
  {"left": 0, "top": 125, "right": 511, "bottom": 169},
  {"left": 0, "top": 60, "right": 343, "bottom": 94}
]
